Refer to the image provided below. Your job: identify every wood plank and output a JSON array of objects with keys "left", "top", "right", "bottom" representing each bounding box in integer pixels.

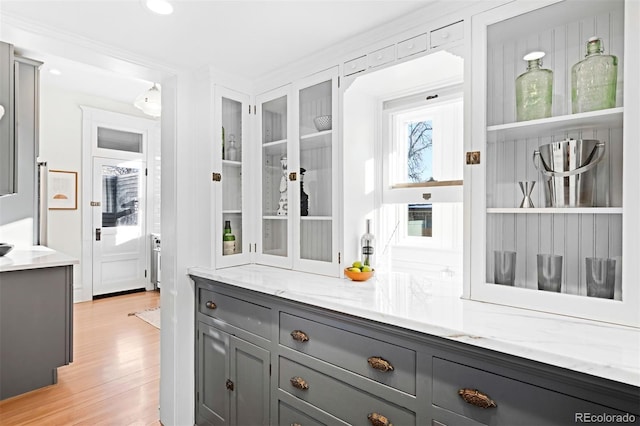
[{"left": 0, "top": 290, "right": 160, "bottom": 425}]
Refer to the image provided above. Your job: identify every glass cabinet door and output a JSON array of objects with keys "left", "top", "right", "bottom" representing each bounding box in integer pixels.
[
  {"left": 214, "top": 86, "right": 250, "bottom": 268},
  {"left": 294, "top": 67, "right": 340, "bottom": 276},
  {"left": 256, "top": 86, "right": 292, "bottom": 269}
]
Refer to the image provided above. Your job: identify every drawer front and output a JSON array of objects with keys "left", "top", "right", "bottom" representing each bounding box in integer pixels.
[
  {"left": 430, "top": 21, "right": 464, "bottom": 48},
  {"left": 279, "top": 400, "right": 326, "bottom": 426},
  {"left": 433, "top": 357, "right": 631, "bottom": 426},
  {"left": 397, "top": 34, "right": 428, "bottom": 59},
  {"left": 367, "top": 45, "right": 395, "bottom": 68},
  {"left": 280, "top": 312, "right": 416, "bottom": 395},
  {"left": 198, "top": 287, "right": 271, "bottom": 338},
  {"left": 279, "top": 356, "right": 416, "bottom": 426},
  {"left": 344, "top": 56, "right": 367, "bottom": 76}
]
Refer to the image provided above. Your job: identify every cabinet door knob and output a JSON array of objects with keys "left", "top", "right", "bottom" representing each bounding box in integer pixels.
[
  {"left": 225, "top": 379, "right": 234, "bottom": 391},
  {"left": 289, "top": 172, "right": 297, "bottom": 181},
  {"left": 290, "top": 376, "right": 309, "bottom": 390},
  {"left": 205, "top": 301, "right": 217, "bottom": 310},
  {"left": 367, "top": 356, "right": 394, "bottom": 372},
  {"left": 368, "top": 412, "right": 391, "bottom": 426},
  {"left": 458, "top": 388, "right": 497, "bottom": 408},
  {"left": 290, "top": 330, "right": 309, "bottom": 342},
  {"left": 441, "top": 31, "right": 450, "bottom": 39}
]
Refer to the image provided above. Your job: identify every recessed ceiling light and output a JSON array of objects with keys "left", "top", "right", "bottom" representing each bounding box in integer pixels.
[
  {"left": 145, "top": 0, "right": 173, "bottom": 15},
  {"left": 49, "top": 68, "right": 62, "bottom": 76}
]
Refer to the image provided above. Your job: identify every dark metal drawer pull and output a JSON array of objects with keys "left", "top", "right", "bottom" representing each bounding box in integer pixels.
[
  {"left": 368, "top": 412, "right": 391, "bottom": 426},
  {"left": 205, "top": 301, "right": 217, "bottom": 310},
  {"left": 290, "top": 376, "right": 309, "bottom": 390},
  {"left": 458, "top": 388, "right": 497, "bottom": 408},
  {"left": 290, "top": 330, "right": 309, "bottom": 342},
  {"left": 367, "top": 356, "right": 394, "bottom": 372},
  {"left": 290, "top": 424, "right": 302, "bottom": 426},
  {"left": 225, "top": 379, "right": 234, "bottom": 391}
]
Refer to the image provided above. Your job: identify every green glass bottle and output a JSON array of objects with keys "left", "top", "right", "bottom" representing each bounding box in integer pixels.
[
  {"left": 223, "top": 220, "right": 236, "bottom": 255},
  {"left": 515, "top": 51, "right": 553, "bottom": 122},
  {"left": 571, "top": 37, "right": 618, "bottom": 113}
]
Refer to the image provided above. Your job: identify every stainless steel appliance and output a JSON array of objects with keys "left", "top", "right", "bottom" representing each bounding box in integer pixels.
[{"left": 150, "top": 233, "right": 161, "bottom": 289}]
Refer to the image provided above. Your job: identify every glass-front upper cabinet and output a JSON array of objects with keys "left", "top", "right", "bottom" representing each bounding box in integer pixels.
[
  {"left": 213, "top": 85, "right": 251, "bottom": 268},
  {"left": 468, "top": 0, "right": 638, "bottom": 326},
  {"left": 256, "top": 85, "right": 292, "bottom": 269},
  {"left": 293, "top": 67, "right": 340, "bottom": 276}
]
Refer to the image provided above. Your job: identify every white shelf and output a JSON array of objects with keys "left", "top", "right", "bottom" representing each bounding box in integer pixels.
[
  {"left": 263, "top": 138, "right": 287, "bottom": 148},
  {"left": 222, "top": 160, "right": 241, "bottom": 167},
  {"left": 300, "top": 129, "right": 332, "bottom": 140},
  {"left": 301, "top": 216, "right": 332, "bottom": 221},
  {"left": 223, "top": 210, "right": 242, "bottom": 214},
  {"left": 263, "top": 215, "right": 287, "bottom": 220},
  {"left": 487, "top": 208, "right": 623, "bottom": 215},
  {"left": 487, "top": 107, "right": 623, "bottom": 142}
]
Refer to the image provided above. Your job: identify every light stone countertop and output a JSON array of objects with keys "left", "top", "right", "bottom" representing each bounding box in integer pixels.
[
  {"left": 0, "top": 246, "right": 78, "bottom": 272},
  {"left": 188, "top": 264, "right": 640, "bottom": 387}
]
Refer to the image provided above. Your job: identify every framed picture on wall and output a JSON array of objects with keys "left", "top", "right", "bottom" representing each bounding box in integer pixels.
[{"left": 48, "top": 170, "right": 78, "bottom": 210}]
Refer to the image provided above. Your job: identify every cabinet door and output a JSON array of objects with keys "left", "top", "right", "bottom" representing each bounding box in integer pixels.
[
  {"left": 0, "top": 41, "right": 14, "bottom": 196},
  {"left": 229, "top": 336, "right": 270, "bottom": 426},
  {"left": 467, "top": 0, "right": 638, "bottom": 326},
  {"left": 213, "top": 86, "right": 251, "bottom": 268},
  {"left": 256, "top": 85, "right": 293, "bottom": 269},
  {"left": 197, "top": 322, "right": 231, "bottom": 426},
  {"left": 292, "top": 67, "right": 341, "bottom": 276}
]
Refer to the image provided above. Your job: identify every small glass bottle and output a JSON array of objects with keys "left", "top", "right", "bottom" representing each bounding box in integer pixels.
[
  {"left": 223, "top": 220, "right": 236, "bottom": 255},
  {"left": 515, "top": 51, "right": 553, "bottom": 121},
  {"left": 360, "top": 219, "right": 375, "bottom": 268},
  {"left": 571, "top": 37, "right": 618, "bottom": 114},
  {"left": 227, "top": 134, "right": 238, "bottom": 162}
]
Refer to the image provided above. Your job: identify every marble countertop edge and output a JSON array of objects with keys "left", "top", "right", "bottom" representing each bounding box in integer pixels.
[
  {"left": 0, "top": 246, "right": 79, "bottom": 272},
  {"left": 187, "top": 265, "right": 640, "bottom": 387}
]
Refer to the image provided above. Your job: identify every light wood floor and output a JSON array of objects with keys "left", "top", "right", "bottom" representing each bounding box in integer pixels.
[{"left": 0, "top": 290, "right": 161, "bottom": 426}]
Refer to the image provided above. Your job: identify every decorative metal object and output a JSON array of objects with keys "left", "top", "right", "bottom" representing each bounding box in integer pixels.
[
  {"left": 458, "top": 388, "right": 497, "bottom": 408},
  {"left": 518, "top": 181, "right": 535, "bottom": 208},
  {"left": 367, "top": 357, "right": 394, "bottom": 372}
]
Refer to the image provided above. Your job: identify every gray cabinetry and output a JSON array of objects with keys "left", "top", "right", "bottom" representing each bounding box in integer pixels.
[
  {"left": 192, "top": 275, "right": 640, "bottom": 426},
  {"left": 0, "top": 265, "right": 73, "bottom": 400},
  {"left": 195, "top": 285, "right": 272, "bottom": 426},
  {"left": 0, "top": 40, "right": 15, "bottom": 196}
]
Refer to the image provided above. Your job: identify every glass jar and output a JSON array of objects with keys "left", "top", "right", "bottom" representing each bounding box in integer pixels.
[
  {"left": 515, "top": 51, "right": 553, "bottom": 121},
  {"left": 571, "top": 37, "right": 618, "bottom": 114}
]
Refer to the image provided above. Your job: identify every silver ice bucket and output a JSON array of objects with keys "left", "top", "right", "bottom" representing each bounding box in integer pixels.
[{"left": 533, "top": 139, "right": 605, "bottom": 207}]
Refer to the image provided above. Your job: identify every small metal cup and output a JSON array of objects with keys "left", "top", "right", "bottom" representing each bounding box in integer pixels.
[
  {"left": 494, "top": 251, "right": 516, "bottom": 286},
  {"left": 585, "top": 257, "right": 616, "bottom": 299},
  {"left": 518, "top": 181, "right": 536, "bottom": 208},
  {"left": 537, "top": 254, "right": 562, "bottom": 292}
]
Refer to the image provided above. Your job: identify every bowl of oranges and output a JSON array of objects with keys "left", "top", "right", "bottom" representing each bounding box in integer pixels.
[{"left": 344, "top": 261, "right": 374, "bottom": 282}]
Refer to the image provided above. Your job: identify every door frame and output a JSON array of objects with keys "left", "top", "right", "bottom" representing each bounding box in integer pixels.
[{"left": 80, "top": 106, "right": 160, "bottom": 302}]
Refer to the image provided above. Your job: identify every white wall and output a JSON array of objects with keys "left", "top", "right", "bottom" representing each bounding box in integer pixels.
[{"left": 39, "top": 83, "right": 159, "bottom": 300}]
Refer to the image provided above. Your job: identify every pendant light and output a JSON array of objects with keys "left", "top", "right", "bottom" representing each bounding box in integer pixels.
[{"left": 134, "top": 83, "right": 161, "bottom": 117}]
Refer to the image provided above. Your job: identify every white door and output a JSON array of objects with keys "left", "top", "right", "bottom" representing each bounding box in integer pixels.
[{"left": 92, "top": 157, "right": 147, "bottom": 296}]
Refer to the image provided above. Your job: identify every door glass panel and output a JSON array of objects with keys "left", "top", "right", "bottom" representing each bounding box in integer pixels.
[
  {"left": 101, "top": 165, "right": 139, "bottom": 228},
  {"left": 222, "top": 97, "right": 243, "bottom": 256},
  {"left": 97, "top": 127, "right": 143, "bottom": 153},
  {"left": 262, "top": 95, "right": 288, "bottom": 257},
  {"left": 299, "top": 80, "right": 332, "bottom": 262}
]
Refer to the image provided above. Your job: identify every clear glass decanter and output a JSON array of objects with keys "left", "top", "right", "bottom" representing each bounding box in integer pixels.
[
  {"left": 515, "top": 51, "right": 553, "bottom": 121},
  {"left": 571, "top": 37, "right": 618, "bottom": 114}
]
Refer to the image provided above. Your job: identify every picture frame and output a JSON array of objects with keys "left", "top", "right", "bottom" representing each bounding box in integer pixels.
[{"left": 48, "top": 170, "right": 78, "bottom": 210}]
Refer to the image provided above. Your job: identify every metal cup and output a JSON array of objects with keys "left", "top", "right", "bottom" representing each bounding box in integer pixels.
[
  {"left": 494, "top": 251, "right": 516, "bottom": 286},
  {"left": 537, "top": 254, "right": 562, "bottom": 292},
  {"left": 585, "top": 257, "right": 616, "bottom": 299},
  {"left": 518, "top": 181, "right": 535, "bottom": 208}
]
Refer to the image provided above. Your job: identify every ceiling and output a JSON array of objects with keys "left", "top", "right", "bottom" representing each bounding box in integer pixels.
[{"left": 0, "top": 0, "right": 440, "bottom": 104}]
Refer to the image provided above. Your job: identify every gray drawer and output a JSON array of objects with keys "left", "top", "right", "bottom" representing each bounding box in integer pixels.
[
  {"left": 432, "top": 357, "right": 631, "bottom": 426},
  {"left": 279, "top": 356, "right": 416, "bottom": 426},
  {"left": 280, "top": 312, "right": 416, "bottom": 395},
  {"left": 198, "top": 287, "right": 271, "bottom": 338},
  {"left": 279, "top": 400, "right": 326, "bottom": 426}
]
